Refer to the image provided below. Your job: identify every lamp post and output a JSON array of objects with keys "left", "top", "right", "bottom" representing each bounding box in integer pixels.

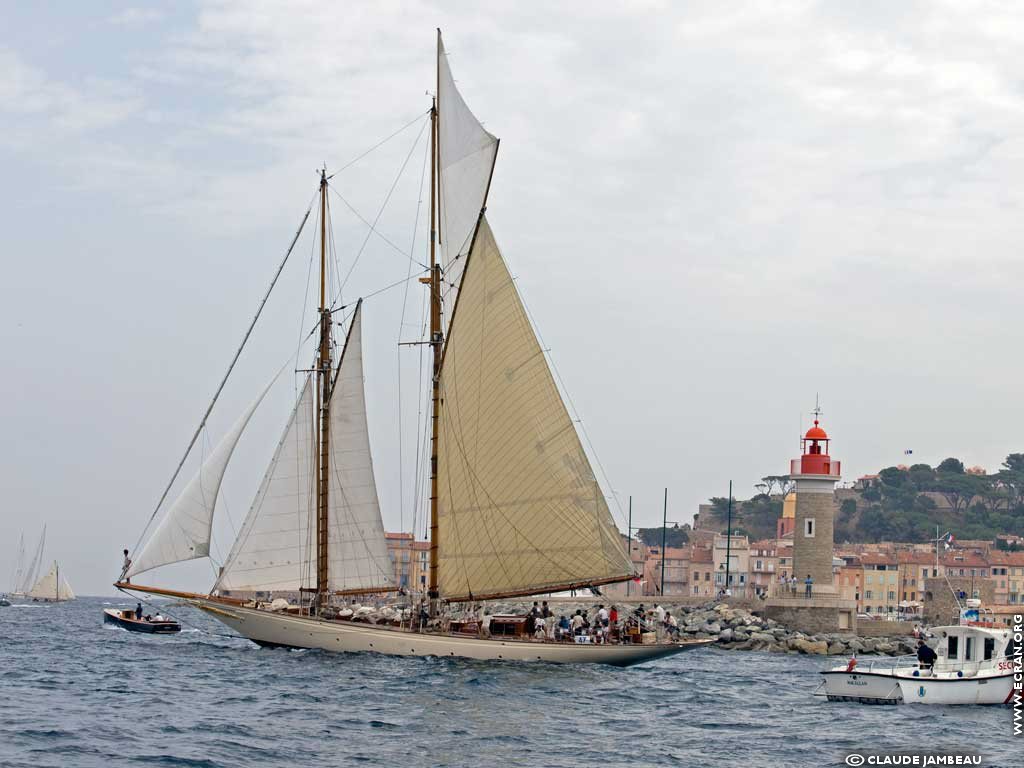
[
  {"left": 660, "top": 489, "right": 667, "bottom": 596},
  {"left": 724, "top": 481, "right": 733, "bottom": 598},
  {"left": 627, "top": 495, "right": 632, "bottom": 598},
  {"left": 657, "top": 489, "right": 686, "bottom": 596}
]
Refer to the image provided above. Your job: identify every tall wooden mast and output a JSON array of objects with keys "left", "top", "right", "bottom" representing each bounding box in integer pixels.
[
  {"left": 316, "top": 168, "right": 332, "bottom": 606},
  {"left": 427, "top": 91, "right": 441, "bottom": 606}
]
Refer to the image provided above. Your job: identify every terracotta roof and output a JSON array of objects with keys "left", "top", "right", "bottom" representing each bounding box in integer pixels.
[
  {"left": 690, "top": 547, "right": 713, "bottom": 564},
  {"left": 897, "top": 551, "right": 938, "bottom": 565},
  {"left": 986, "top": 551, "right": 1024, "bottom": 566},
  {"left": 940, "top": 552, "right": 990, "bottom": 569}
]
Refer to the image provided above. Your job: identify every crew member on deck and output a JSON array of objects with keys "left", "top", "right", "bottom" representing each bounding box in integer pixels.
[
  {"left": 121, "top": 549, "right": 132, "bottom": 583},
  {"left": 917, "top": 640, "right": 937, "bottom": 670},
  {"left": 135, "top": 603, "right": 143, "bottom": 621}
]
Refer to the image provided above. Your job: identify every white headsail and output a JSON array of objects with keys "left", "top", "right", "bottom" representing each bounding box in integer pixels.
[
  {"left": 27, "top": 561, "right": 75, "bottom": 601},
  {"left": 326, "top": 303, "right": 395, "bottom": 593},
  {"left": 216, "top": 377, "right": 316, "bottom": 593},
  {"left": 128, "top": 377, "right": 277, "bottom": 579},
  {"left": 437, "top": 31, "right": 499, "bottom": 292}
]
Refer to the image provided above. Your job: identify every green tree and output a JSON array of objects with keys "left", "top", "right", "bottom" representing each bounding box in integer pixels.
[{"left": 937, "top": 457, "right": 965, "bottom": 474}]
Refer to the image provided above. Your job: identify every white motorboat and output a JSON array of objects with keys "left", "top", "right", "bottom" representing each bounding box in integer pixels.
[{"left": 819, "top": 601, "right": 1017, "bottom": 705}]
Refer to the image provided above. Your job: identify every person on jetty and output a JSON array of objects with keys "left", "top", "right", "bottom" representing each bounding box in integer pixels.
[
  {"left": 663, "top": 611, "right": 679, "bottom": 639},
  {"left": 916, "top": 640, "right": 937, "bottom": 670},
  {"left": 804, "top": 574, "right": 813, "bottom": 598}
]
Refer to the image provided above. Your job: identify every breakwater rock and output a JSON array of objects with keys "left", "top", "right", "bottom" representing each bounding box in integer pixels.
[{"left": 488, "top": 600, "right": 920, "bottom": 657}]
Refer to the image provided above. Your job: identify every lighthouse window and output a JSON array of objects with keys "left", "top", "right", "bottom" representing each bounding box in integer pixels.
[
  {"left": 804, "top": 519, "right": 815, "bottom": 538},
  {"left": 947, "top": 635, "right": 959, "bottom": 660}
]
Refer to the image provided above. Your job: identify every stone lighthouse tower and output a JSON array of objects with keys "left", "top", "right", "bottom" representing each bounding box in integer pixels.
[{"left": 790, "top": 414, "right": 841, "bottom": 595}]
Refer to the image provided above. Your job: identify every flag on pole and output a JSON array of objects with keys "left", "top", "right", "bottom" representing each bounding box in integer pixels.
[{"left": 944, "top": 532, "right": 955, "bottom": 550}]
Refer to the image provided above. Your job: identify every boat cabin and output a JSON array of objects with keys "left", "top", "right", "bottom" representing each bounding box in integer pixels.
[{"left": 932, "top": 624, "right": 1014, "bottom": 672}]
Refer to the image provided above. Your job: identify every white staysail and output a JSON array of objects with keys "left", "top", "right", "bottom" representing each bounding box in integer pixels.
[
  {"left": 326, "top": 303, "right": 395, "bottom": 593},
  {"left": 128, "top": 377, "right": 276, "bottom": 579},
  {"left": 437, "top": 31, "right": 499, "bottom": 289},
  {"left": 216, "top": 377, "right": 315, "bottom": 593},
  {"left": 27, "top": 561, "right": 75, "bottom": 601},
  {"left": 436, "top": 217, "right": 635, "bottom": 601}
]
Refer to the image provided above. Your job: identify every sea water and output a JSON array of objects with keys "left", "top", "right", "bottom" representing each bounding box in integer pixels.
[{"left": 0, "top": 597, "right": 1016, "bottom": 767}]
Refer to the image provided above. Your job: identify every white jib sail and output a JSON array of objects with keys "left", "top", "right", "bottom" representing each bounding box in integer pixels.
[
  {"left": 326, "top": 303, "right": 395, "bottom": 593},
  {"left": 215, "top": 377, "right": 315, "bottom": 593},
  {"left": 27, "top": 561, "right": 74, "bottom": 601},
  {"left": 128, "top": 376, "right": 277, "bottom": 579},
  {"left": 437, "top": 32, "right": 498, "bottom": 286}
]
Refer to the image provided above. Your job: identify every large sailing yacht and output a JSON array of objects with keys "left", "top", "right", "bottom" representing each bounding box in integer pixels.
[{"left": 117, "top": 31, "right": 709, "bottom": 666}]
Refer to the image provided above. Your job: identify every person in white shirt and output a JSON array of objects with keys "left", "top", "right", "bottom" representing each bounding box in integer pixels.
[
  {"left": 597, "top": 605, "right": 609, "bottom": 625},
  {"left": 570, "top": 610, "right": 585, "bottom": 634},
  {"left": 654, "top": 604, "right": 666, "bottom": 623}
]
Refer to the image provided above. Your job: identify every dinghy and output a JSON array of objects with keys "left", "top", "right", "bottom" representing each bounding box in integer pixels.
[{"left": 103, "top": 608, "right": 181, "bottom": 634}]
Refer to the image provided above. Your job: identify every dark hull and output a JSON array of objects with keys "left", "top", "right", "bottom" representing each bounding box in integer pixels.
[{"left": 103, "top": 609, "right": 181, "bottom": 634}]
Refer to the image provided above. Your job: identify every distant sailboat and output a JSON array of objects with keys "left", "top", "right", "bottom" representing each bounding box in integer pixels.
[
  {"left": 27, "top": 561, "right": 75, "bottom": 603},
  {"left": 10, "top": 526, "right": 48, "bottom": 599},
  {"left": 117, "top": 31, "right": 709, "bottom": 665}
]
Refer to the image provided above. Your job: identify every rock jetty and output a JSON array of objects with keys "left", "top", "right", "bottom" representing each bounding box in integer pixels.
[{"left": 485, "top": 600, "right": 920, "bottom": 657}]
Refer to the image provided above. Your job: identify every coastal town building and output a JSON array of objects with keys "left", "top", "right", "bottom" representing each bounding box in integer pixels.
[{"left": 384, "top": 532, "right": 429, "bottom": 592}]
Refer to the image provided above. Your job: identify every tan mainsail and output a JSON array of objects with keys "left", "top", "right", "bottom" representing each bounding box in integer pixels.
[{"left": 436, "top": 217, "right": 634, "bottom": 601}]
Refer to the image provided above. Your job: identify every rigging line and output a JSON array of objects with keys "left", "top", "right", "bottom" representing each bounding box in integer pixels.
[
  {"left": 335, "top": 117, "right": 430, "bottom": 297},
  {"left": 330, "top": 271, "right": 429, "bottom": 314},
  {"left": 132, "top": 199, "right": 315, "bottom": 555},
  {"left": 331, "top": 109, "right": 431, "bottom": 177},
  {"left": 295, "top": 195, "right": 320, "bottom": 382},
  {"left": 398, "top": 119, "right": 432, "bottom": 534},
  {"left": 329, "top": 185, "right": 429, "bottom": 270}
]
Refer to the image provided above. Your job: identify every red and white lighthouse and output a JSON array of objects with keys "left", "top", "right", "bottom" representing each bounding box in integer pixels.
[{"left": 790, "top": 415, "right": 842, "bottom": 595}]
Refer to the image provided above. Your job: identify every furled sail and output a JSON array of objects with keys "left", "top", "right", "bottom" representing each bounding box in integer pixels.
[
  {"left": 216, "top": 377, "right": 315, "bottom": 593},
  {"left": 128, "top": 378, "right": 275, "bottom": 579},
  {"left": 437, "top": 31, "right": 499, "bottom": 291},
  {"left": 326, "top": 303, "right": 395, "bottom": 593},
  {"left": 435, "top": 217, "right": 634, "bottom": 601},
  {"left": 27, "top": 561, "right": 75, "bottom": 601}
]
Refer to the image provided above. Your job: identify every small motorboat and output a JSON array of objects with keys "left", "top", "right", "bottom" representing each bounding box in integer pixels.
[
  {"left": 103, "top": 608, "right": 181, "bottom": 634},
  {"left": 0, "top": 596, "right": 11, "bottom": 607},
  {"left": 818, "top": 600, "right": 1017, "bottom": 705}
]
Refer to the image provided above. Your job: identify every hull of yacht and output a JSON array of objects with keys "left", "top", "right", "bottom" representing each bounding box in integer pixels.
[{"left": 195, "top": 599, "right": 711, "bottom": 666}]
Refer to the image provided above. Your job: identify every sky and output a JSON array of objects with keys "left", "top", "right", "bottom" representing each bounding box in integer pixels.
[{"left": 2, "top": 1, "right": 1022, "bottom": 596}]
